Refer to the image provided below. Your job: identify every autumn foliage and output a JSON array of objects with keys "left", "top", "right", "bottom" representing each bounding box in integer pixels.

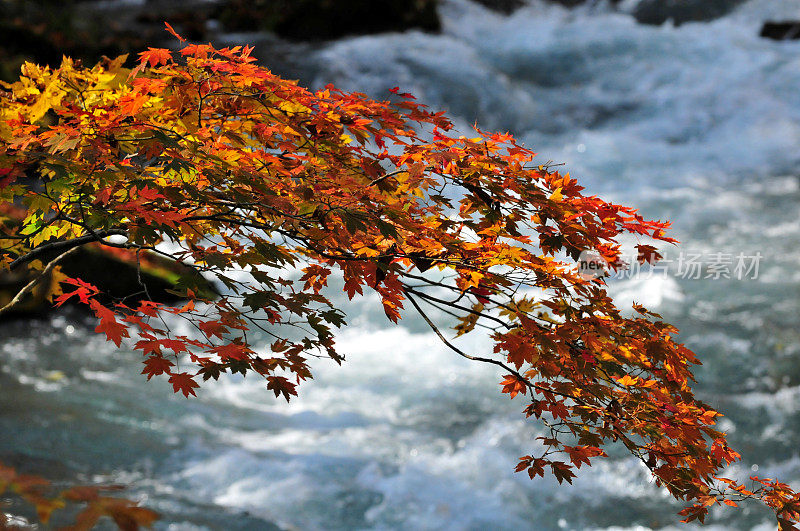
[
  {"left": 1, "top": 25, "right": 799, "bottom": 528},
  {"left": 0, "top": 463, "right": 158, "bottom": 528}
]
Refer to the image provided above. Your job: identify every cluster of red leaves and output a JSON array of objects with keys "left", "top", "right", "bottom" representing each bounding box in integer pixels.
[
  {"left": 0, "top": 25, "right": 798, "bottom": 527},
  {"left": 0, "top": 464, "right": 157, "bottom": 529}
]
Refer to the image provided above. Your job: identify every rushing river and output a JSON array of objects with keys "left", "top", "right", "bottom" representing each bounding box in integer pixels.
[{"left": 3, "top": 0, "right": 800, "bottom": 529}]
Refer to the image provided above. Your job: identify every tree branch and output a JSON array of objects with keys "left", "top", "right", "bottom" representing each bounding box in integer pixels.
[
  {"left": 0, "top": 246, "right": 79, "bottom": 316},
  {"left": 368, "top": 168, "right": 405, "bottom": 187},
  {"left": 404, "top": 289, "right": 600, "bottom": 412},
  {"left": 9, "top": 229, "right": 127, "bottom": 271}
]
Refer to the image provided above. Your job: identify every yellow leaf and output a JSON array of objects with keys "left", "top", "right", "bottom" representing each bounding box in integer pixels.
[
  {"left": 46, "top": 266, "right": 69, "bottom": 303},
  {"left": 27, "top": 74, "right": 67, "bottom": 123},
  {"left": 30, "top": 225, "right": 55, "bottom": 248},
  {"left": 454, "top": 303, "right": 484, "bottom": 337}
]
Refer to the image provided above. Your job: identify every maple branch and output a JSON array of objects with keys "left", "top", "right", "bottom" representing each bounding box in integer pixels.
[
  {"left": 403, "top": 290, "right": 496, "bottom": 331},
  {"left": 135, "top": 248, "right": 154, "bottom": 302},
  {"left": 0, "top": 246, "right": 79, "bottom": 316},
  {"left": 8, "top": 229, "right": 127, "bottom": 271},
  {"left": 400, "top": 270, "right": 559, "bottom": 331},
  {"left": 405, "top": 290, "right": 506, "bottom": 367},
  {"left": 404, "top": 289, "right": 583, "bottom": 406},
  {"left": 368, "top": 168, "right": 405, "bottom": 187},
  {"left": 402, "top": 284, "right": 513, "bottom": 331},
  {"left": 403, "top": 288, "right": 631, "bottom": 444}
]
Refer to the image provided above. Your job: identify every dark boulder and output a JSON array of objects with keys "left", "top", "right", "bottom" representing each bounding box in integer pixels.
[
  {"left": 56, "top": 246, "right": 216, "bottom": 306},
  {"left": 631, "top": 0, "right": 745, "bottom": 26},
  {"left": 0, "top": 0, "right": 161, "bottom": 81},
  {"left": 760, "top": 21, "right": 800, "bottom": 41},
  {"left": 471, "top": 0, "right": 528, "bottom": 15},
  {"left": 0, "top": 245, "right": 217, "bottom": 319},
  {"left": 471, "top": 0, "right": 627, "bottom": 16},
  {"left": 547, "top": 0, "right": 621, "bottom": 6},
  {"left": 215, "top": 0, "right": 440, "bottom": 41},
  {"left": 0, "top": 0, "right": 441, "bottom": 80}
]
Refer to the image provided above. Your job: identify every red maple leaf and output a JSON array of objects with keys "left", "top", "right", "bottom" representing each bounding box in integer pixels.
[
  {"left": 54, "top": 277, "right": 99, "bottom": 307},
  {"left": 90, "top": 300, "right": 128, "bottom": 347},
  {"left": 198, "top": 320, "right": 228, "bottom": 339},
  {"left": 168, "top": 372, "right": 199, "bottom": 397},
  {"left": 163, "top": 22, "right": 185, "bottom": 42},
  {"left": 141, "top": 356, "right": 174, "bottom": 380},
  {"left": 267, "top": 376, "right": 297, "bottom": 402},
  {"left": 636, "top": 244, "right": 662, "bottom": 264},
  {"left": 211, "top": 342, "right": 251, "bottom": 361}
]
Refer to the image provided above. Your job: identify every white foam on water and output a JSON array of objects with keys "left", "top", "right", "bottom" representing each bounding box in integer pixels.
[{"left": 608, "top": 276, "right": 686, "bottom": 309}]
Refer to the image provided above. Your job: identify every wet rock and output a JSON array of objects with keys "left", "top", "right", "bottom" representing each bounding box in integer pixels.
[
  {"left": 57, "top": 246, "right": 216, "bottom": 306},
  {"left": 760, "top": 21, "right": 800, "bottom": 41},
  {"left": 541, "top": 0, "right": 624, "bottom": 7},
  {"left": 215, "top": 0, "right": 440, "bottom": 41},
  {"left": 0, "top": 245, "right": 217, "bottom": 318},
  {"left": 0, "top": 0, "right": 153, "bottom": 80},
  {"left": 471, "top": 0, "right": 528, "bottom": 15},
  {"left": 630, "top": 0, "right": 745, "bottom": 26}
]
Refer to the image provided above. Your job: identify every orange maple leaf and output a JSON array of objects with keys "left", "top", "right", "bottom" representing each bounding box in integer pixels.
[
  {"left": 138, "top": 48, "right": 172, "bottom": 68},
  {"left": 500, "top": 374, "right": 527, "bottom": 399}
]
